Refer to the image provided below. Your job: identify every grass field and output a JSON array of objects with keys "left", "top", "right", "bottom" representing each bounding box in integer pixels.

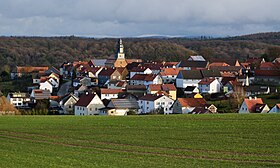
[{"left": 0, "top": 114, "right": 280, "bottom": 167}]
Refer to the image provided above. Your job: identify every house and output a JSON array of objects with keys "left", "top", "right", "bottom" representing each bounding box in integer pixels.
[
  {"left": 130, "top": 67, "right": 153, "bottom": 78},
  {"left": 30, "top": 89, "right": 51, "bottom": 100},
  {"left": 239, "top": 97, "right": 270, "bottom": 113},
  {"left": 126, "top": 85, "right": 147, "bottom": 98},
  {"left": 147, "top": 84, "right": 177, "bottom": 100},
  {"left": 74, "top": 93, "right": 104, "bottom": 116},
  {"left": 198, "top": 78, "right": 221, "bottom": 94},
  {"left": 142, "top": 62, "right": 163, "bottom": 74},
  {"left": 254, "top": 70, "right": 280, "bottom": 85},
  {"left": 177, "top": 60, "right": 208, "bottom": 70},
  {"left": 244, "top": 86, "right": 276, "bottom": 96},
  {"left": 160, "top": 68, "right": 181, "bottom": 83},
  {"left": 7, "top": 92, "right": 31, "bottom": 108},
  {"left": 107, "top": 80, "right": 127, "bottom": 89},
  {"left": 101, "top": 89, "right": 124, "bottom": 100},
  {"left": 59, "top": 93, "right": 79, "bottom": 115},
  {"left": 176, "top": 70, "right": 203, "bottom": 88},
  {"left": 163, "top": 62, "right": 179, "bottom": 68},
  {"left": 98, "top": 68, "right": 122, "bottom": 86},
  {"left": 74, "top": 85, "right": 88, "bottom": 97},
  {"left": 116, "top": 67, "right": 129, "bottom": 80},
  {"left": 172, "top": 98, "right": 208, "bottom": 114},
  {"left": 39, "top": 80, "right": 54, "bottom": 93},
  {"left": 138, "top": 94, "right": 174, "bottom": 114},
  {"left": 100, "top": 98, "right": 139, "bottom": 116},
  {"left": 269, "top": 104, "right": 280, "bottom": 113},
  {"left": 209, "top": 66, "right": 243, "bottom": 77},
  {"left": 130, "top": 74, "right": 163, "bottom": 87}
]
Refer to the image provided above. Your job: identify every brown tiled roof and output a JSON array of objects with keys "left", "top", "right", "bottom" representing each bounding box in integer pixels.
[
  {"left": 198, "top": 78, "right": 216, "bottom": 85},
  {"left": 126, "top": 59, "right": 142, "bottom": 64},
  {"left": 99, "top": 68, "right": 116, "bottom": 76},
  {"left": 126, "top": 85, "right": 147, "bottom": 90},
  {"left": 160, "top": 68, "right": 181, "bottom": 76},
  {"left": 244, "top": 98, "right": 264, "bottom": 113},
  {"left": 255, "top": 70, "right": 280, "bottom": 77},
  {"left": 149, "top": 84, "right": 176, "bottom": 91},
  {"left": 178, "top": 98, "right": 207, "bottom": 107},
  {"left": 260, "top": 62, "right": 279, "bottom": 70},
  {"left": 208, "top": 62, "right": 230, "bottom": 68},
  {"left": 130, "top": 74, "right": 158, "bottom": 81},
  {"left": 131, "top": 66, "right": 149, "bottom": 72},
  {"left": 101, "top": 89, "right": 124, "bottom": 94},
  {"left": 116, "top": 67, "right": 126, "bottom": 74},
  {"left": 75, "top": 93, "right": 96, "bottom": 107},
  {"left": 139, "top": 94, "right": 164, "bottom": 101}
]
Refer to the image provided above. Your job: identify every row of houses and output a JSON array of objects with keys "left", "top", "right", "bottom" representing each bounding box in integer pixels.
[{"left": 6, "top": 39, "right": 280, "bottom": 115}]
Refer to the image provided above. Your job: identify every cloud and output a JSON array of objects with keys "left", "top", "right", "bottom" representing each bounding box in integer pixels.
[{"left": 0, "top": 0, "right": 280, "bottom": 36}]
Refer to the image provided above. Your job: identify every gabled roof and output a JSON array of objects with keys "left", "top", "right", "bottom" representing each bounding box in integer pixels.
[
  {"left": 126, "top": 85, "right": 147, "bottom": 91},
  {"left": 130, "top": 74, "right": 158, "bottom": 81},
  {"left": 108, "top": 99, "right": 139, "bottom": 109},
  {"left": 209, "top": 66, "right": 242, "bottom": 72},
  {"left": 260, "top": 62, "right": 280, "bottom": 70},
  {"left": 184, "top": 86, "right": 197, "bottom": 92},
  {"left": 99, "top": 68, "right": 116, "bottom": 76},
  {"left": 75, "top": 93, "right": 96, "bottom": 107},
  {"left": 101, "top": 89, "right": 124, "bottom": 94},
  {"left": 91, "top": 59, "right": 107, "bottom": 67},
  {"left": 149, "top": 84, "right": 176, "bottom": 91},
  {"left": 254, "top": 70, "right": 280, "bottom": 77},
  {"left": 131, "top": 66, "right": 150, "bottom": 72},
  {"left": 179, "top": 70, "right": 203, "bottom": 79},
  {"left": 177, "top": 98, "right": 207, "bottom": 107},
  {"left": 139, "top": 94, "right": 164, "bottom": 101},
  {"left": 221, "top": 77, "right": 237, "bottom": 85},
  {"left": 200, "top": 69, "right": 222, "bottom": 78},
  {"left": 208, "top": 62, "right": 230, "bottom": 68},
  {"left": 198, "top": 78, "right": 216, "bottom": 85},
  {"left": 60, "top": 93, "right": 79, "bottom": 105},
  {"left": 188, "top": 55, "right": 206, "bottom": 62},
  {"left": 244, "top": 98, "right": 264, "bottom": 113},
  {"left": 160, "top": 68, "right": 181, "bottom": 76},
  {"left": 32, "top": 89, "right": 51, "bottom": 99},
  {"left": 179, "top": 61, "right": 208, "bottom": 68}
]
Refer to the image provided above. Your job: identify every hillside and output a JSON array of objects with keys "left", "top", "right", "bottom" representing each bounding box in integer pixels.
[
  {"left": 0, "top": 115, "right": 279, "bottom": 167},
  {"left": 0, "top": 32, "right": 280, "bottom": 72}
]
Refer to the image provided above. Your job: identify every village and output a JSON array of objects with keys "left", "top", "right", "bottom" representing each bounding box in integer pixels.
[{"left": 3, "top": 39, "right": 280, "bottom": 115}]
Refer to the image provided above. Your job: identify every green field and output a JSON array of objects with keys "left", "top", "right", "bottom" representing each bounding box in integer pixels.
[{"left": 0, "top": 115, "right": 280, "bottom": 167}]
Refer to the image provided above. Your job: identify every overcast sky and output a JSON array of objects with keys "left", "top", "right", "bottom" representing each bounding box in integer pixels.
[{"left": 0, "top": 0, "right": 279, "bottom": 37}]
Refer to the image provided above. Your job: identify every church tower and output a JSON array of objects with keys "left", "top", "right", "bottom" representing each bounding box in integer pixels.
[
  {"left": 117, "top": 39, "right": 125, "bottom": 59},
  {"left": 114, "top": 39, "right": 127, "bottom": 68}
]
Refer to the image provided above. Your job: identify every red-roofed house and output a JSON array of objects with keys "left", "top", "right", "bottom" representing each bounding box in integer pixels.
[
  {"left": 160, "top": 68, "right": 182, "bottom": 83},
  {"left": 254, "top": 70, "right": 280, "bottom": 85},
  {"left": 101, "top": 89, "right": 124, "bottom": 100},
  {"left": 269, "top": 104, "right": 280, "bottom": 113},
  {"left": 130, "top": 74, "right": 163, "bottom": 87},
  {"left": 148, "top": 84, "right": 177, "bottom": 100},
  {"left": 138, "top": 94, "right": 174, "bottom": 114},
  {"left": 198, "top": 78, "right": 221, "bottom": 94},
  {"left": 239, "top": 97, "right": 270, "bottom": 113},
  {"left": 130, "top": 67, "right": 152, "bottom": 78},
  {"left": 259, "top": 62, "right": 280, "bottom": 70},
  {"left": 74, "top": 93, "right": 104, "bottom": 115},
  {"left": 172, "top": 98, "right": 208, "bottom": 114}
]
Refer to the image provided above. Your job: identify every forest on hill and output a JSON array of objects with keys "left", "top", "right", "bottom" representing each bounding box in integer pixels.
[{"left": 0, "top": 32, "right": 280, "bottom": 73}]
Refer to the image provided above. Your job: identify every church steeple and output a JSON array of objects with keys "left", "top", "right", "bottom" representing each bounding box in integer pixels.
[{"left": 116, "top": 39, "right": 125, "bottom": 59}]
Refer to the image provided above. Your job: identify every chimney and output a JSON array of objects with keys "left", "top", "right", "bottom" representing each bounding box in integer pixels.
[
  {"left": 85, "top": 92, "right": 89, "bottom": 95},
  {"left": 249, "top": 97, "right": 252, "bottom": 100},
  {"left": 254, "top": 96, "right": 257, "bottom": 100}
]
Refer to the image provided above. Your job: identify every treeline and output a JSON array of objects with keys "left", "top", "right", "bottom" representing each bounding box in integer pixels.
[{"left": 0, "top": 32, "right": 280, "bottom": 73}]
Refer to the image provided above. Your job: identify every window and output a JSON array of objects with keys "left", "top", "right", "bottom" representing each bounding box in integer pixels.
[
  {"left": 156, "top": 102, "right": 160, "bottom": 105},
  {"left": 95, "top": 108, "right": 97, "bottom": 111},
  {"left": 147, "top": 102, "right": 149, "bottom": 105},
  {"left": 69, "top": 105, "right": 72, "bottom": 108},
  {"left": 169, "top": 102, "right": 173, "bottom": 105},
  {"left": 90, "top": 108, "right": 92, "bottom": 111},
  {"left": 161, "top": 102, "right": 165, "bottom": 105}
]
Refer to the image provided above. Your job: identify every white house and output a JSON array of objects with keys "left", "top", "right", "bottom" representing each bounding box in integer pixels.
[
  {"left": 160, "top": 68, "right": 181, "bottom": 84},
  {"left": 7, "top": 92, "right": 31, "bottom": 108},
  {"left": 74, "top": 93, "right": 105, "bottom": 116},
  {"left": 269, "top": 104, "right": 280, "bottom": 113},
  {"left": 198, "top": 78, "right": 221, "bottom": 94},
  {"left": 100, "top": 89, "right": 124, "bottom": 100},
  {"left": 239, "top": 97, "right": 270, "bottom": 113},
  {"left": 138, "top": 94, "right": 174, "bottom": 114},
  {"left": 130, "top": 67, "right": 152, "bottom": 78},
  {"left": 39, "top": 81, "right": 54, "bottom": 93},
  {"left": 130, "top": 74, "right": 163, "bottom": 87},
  {"left": 176, "top": 70, "right": 203, "bottom": 88},
  {"left": 59, "top": 93, "right": 79, "bottom": 115}
]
